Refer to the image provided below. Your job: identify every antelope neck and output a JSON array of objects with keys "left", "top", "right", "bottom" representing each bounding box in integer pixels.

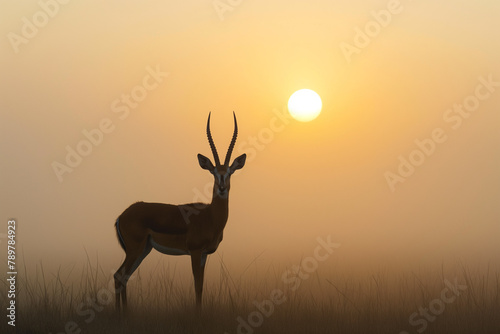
[{"left": 209, "top": 187, "right": 229, "bottom": 227}]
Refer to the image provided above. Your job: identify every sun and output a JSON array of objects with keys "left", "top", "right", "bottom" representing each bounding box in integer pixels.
[{"left": 287, "top": 89, "right": 322, "bottom": 122}]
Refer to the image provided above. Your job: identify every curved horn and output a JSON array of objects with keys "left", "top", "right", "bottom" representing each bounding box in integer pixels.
[
  {"left": 224, "top": 112, "right": 238, "bottom": 166},
  {"left": 206, "top": 112, "right": 221, "bottom": 166}
]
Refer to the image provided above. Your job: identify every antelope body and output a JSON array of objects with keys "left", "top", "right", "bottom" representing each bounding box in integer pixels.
[{"left": 114, "top": 112, "right": 246, "bottom": 311}]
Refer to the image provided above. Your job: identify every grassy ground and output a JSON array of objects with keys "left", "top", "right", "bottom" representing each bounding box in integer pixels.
[{"left": 2, "top": 259, "right": 499, "bottom": 334}]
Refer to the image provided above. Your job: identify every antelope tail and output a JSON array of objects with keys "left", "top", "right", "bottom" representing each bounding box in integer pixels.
[{"left": 115, "top": 218, "right": 126, "bottom": 251}]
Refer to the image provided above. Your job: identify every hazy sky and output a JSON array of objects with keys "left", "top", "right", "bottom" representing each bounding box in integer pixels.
[{"left": 1, "top": 1, "right": 499, "bottom": 280}]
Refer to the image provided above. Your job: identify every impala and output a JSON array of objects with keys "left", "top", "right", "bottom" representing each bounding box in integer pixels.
[{"left": 113, "top": 112, "right": 246, "bottom": 311}]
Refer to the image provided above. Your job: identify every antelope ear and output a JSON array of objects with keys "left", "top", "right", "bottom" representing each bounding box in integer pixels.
[
  {"left": 198, "top": 154, "right": 214, "bottom": 171},
  {"left": 229, "top": 154, "right": 246, "bottom": 174}
]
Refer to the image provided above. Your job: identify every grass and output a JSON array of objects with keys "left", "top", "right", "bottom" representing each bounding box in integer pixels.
[{"left": 2, "top": 257, "right": 499, "bottom": 334}]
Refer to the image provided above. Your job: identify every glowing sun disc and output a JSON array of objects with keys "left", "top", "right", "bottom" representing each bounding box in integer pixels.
[{"left": 288, "top": 89, "right": 322, "bottom": 122}]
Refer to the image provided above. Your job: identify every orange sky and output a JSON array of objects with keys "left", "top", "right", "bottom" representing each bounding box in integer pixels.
[{"left": 1, "top": 1, "right": 499, "bottom": 280}]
